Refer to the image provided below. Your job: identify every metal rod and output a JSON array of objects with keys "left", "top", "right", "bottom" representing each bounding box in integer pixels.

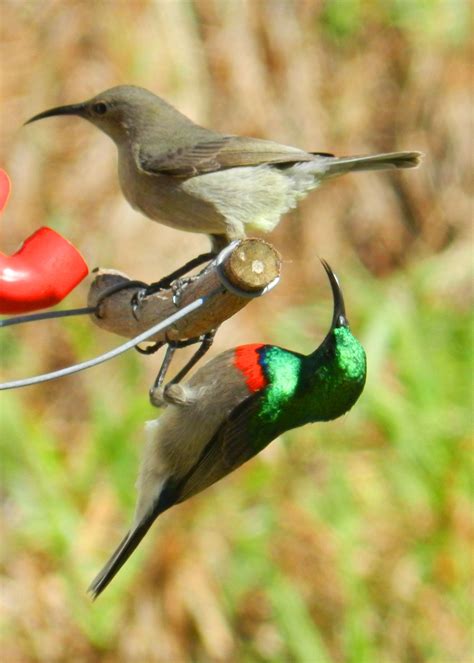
[
  {"left": 0, "top": 306, "right": 97, "bottom": 328},
  {"left": 0, "top": 296, "right": 210, "bottom": 390}
]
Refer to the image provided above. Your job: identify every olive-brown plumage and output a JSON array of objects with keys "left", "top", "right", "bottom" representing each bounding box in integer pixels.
[{"left": 26, "top": 85, "right": 422, "bottom": 251}]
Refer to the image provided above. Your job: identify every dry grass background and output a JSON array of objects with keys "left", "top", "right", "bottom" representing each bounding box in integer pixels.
[{"left": 0, "top": 1, "right": 472, "bottom": 662}]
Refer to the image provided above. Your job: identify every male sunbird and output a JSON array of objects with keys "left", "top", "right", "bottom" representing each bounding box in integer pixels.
[{"left": 89, "top": 260, "right": 367, "bottom": 598}]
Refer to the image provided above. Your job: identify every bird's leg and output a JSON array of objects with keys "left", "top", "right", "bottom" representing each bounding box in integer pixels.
[
  {"left": 160, "top": 331, "right": 216, "bottom": 406},
  {"left": 149, "top": 330, "right": 216, "bottom": 408},
  {"left": 149, "top": 344, "right": 177, "bottom": 407},
  {"left": 168, "top": 330, "right": 216, "bottom": 385}
]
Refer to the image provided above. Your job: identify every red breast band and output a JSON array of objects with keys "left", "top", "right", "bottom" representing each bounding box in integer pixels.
[{"left": 234, "top": 344, "right": 267, "bottom": 392}]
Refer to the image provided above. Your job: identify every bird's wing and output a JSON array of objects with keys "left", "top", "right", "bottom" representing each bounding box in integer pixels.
[
  {"left": 137, "top": 137, "right": 231, "bottom": 177},
  {"left": 174, "top": 393, "right": 267, "bottom": 502},
  {"left": 136, "top": 136, "right": 319, "bottom": 178}
]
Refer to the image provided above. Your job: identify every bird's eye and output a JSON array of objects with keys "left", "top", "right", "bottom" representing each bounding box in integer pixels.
[{"left": 92, "top": 102, "right": 108, "bottom": 115}]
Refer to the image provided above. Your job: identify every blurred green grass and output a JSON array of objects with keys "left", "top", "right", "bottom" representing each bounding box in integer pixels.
[{"left": 1, "top": 255, "right": 471, "bottom": 662}]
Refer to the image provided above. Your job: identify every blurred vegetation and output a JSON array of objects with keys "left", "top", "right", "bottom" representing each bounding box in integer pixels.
[{"left": 0, "top": 1, "right": 472, "bottom": 662}]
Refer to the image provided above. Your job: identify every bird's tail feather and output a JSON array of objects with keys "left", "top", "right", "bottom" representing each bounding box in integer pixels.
[
  {"left": 88, "top": 513, "right": 160, "bottom": 600},
  {"left": 88, "top": 530, "right": 135, "bottom": 599},
  {"left": 88, "top": 478, "right": 179, "bottom": 599},
  {"left": 317, "top": 151, "right": 422, "bottom": 177}
]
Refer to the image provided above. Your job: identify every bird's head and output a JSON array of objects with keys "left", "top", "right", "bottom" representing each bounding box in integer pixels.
[
  {"left": 25, "top": 85, "right": 193, "bottom": 144},
  {"left": 310, "top": 260, "right": 366, "bottom": 417}
]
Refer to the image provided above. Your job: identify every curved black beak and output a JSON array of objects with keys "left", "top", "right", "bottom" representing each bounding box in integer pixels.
[
  {"left": 24, "top": 103, "right": 86, "bottom": 126},
  {"left": 320, "top": 259, "right": 347, "bottom": 329}
]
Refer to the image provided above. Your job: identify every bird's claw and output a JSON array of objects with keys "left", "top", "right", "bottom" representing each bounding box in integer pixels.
[
  {"left": 171, "top": 279, "right": 184, "bottom": 307},
  {"left": 172, "top": 276, "right": 199, "bottom": 307},
  {"left": 135, "top": 340, "right": 163, "bottom": 355},
  {"left": 130, "top": 288, "right": 148, "bottom": 319}
]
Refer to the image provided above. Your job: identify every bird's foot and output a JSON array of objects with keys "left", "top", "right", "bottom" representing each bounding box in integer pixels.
[
  {"left": 149, "top": 384, "right": 167, "bottom": 407},
  {"left": 131, "top": 251, "right": 215, "bottom": 315},
  {"left": 150, "top": 382, "right": 197, "bottom": 408},
  {"left": 171, "top": 275, "right": 197, "bottom": 307},
  {"left": 131, "top": 274, "right": 192, "bottom": 313},
  {"left": 135, "top": 340, "right": 164, "bottom": 355}
]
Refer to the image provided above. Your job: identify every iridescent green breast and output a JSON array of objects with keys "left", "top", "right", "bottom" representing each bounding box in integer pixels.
[{"left": 257, "top": 346, "right": 303, "bottom": 423}]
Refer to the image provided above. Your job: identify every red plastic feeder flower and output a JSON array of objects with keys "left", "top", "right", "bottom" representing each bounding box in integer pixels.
[{"left": 0, "top": 168, "right": 88, "bottom": 314}]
